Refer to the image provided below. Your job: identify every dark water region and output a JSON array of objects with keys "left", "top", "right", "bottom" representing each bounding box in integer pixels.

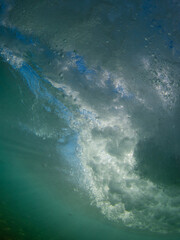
[{"left": 1, "top": 0, "right": 180, "bottom": 239}]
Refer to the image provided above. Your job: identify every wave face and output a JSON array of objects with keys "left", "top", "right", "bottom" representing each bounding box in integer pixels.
[{"left": 1, "top": 0, "right": 180, "bottom": 234}]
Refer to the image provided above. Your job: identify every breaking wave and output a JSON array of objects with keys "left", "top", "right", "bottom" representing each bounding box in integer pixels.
[{"left": 1, "top": 0, "right": 180, "bottom": 233}]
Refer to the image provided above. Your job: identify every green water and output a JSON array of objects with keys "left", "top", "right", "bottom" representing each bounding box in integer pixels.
[
  {"left": 1, "top": 0, "right": 180, "bottom": 238},
  {"left": 0, "top": 60, "right": 180, "bottom": 240}
]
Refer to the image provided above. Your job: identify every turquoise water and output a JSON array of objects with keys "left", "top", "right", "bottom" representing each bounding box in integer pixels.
[{"left": 1, "top": 0, "right": 180, "bottom": 239}]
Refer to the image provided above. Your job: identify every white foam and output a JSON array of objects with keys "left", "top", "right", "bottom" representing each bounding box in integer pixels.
[
  {"left": 61, "top": 68, "right": 180, "bottom": 233},
  {"left": 0, "top": 47, "right": 23, "bottom": 69}
]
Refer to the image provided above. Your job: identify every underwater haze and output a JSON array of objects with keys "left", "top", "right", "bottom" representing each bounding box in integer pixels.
[{"left": 0, "top": 0, "right": 180, "bottom": 239}]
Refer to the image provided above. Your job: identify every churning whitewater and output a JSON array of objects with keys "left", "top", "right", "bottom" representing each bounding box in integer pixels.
[{"left": 1, "top": 0, "right": 180, "bottom": 234}]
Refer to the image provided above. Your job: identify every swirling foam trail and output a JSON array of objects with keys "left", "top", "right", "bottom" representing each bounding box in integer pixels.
[{"left": 1, "top": 0, "right": 180, "bottom": 233}]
